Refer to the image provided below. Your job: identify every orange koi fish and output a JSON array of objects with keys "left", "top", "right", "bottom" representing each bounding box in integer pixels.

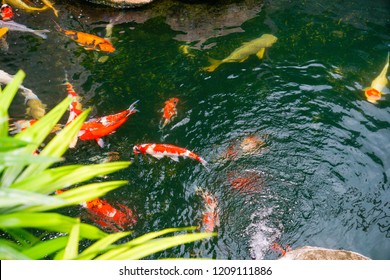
[
  {"left": 197, "top": 188, "right": 219, "bottom": 232},
  {"left": 1, "top": 4, "right": 14, "bottom": 21},
  {"left": 82, "top": 198, "right": 137, "bottom": 232},
  {"left": 227, "top": 170, "right": 265, "bottom": 193},
  {"left": 161, "top": 97, "right": 178, "bottom": 128},
  {"left": 133, "top": 143, "right": 208, "bottom": 169},
  {"left": 271, "top": 242, "right": 292, "bottom": 257},
  {"left": 53, "top": 21, "right": 115, "bottom": 53},
  {"left": 76, "top": 101, "right": 138, "bottom": 148},
  {"left": 364, "top": 53, "right": 389, "bottom": 103}
]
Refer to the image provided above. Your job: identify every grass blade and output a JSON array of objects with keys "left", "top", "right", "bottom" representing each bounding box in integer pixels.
[
  {"left": 22, "top": 236, "right": 69, "bottom": 259},
  {"left": 62, "top": 220, "right": 80, "bottom": 260}
]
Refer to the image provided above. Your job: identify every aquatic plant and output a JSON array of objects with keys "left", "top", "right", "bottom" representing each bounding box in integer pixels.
[{"left": 0, "top": 71, "right": 214, "bottom": 260}]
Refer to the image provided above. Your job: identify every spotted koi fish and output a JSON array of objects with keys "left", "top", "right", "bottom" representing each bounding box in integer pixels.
[
  {"left": 161, "top": 97, "right": 178, "bottom": 128},
  {"left": 197, "top": 188, "right": 219, "bottom": 233},
  {"left": 1, "top": 4, "right": 14, "bottom": 21},
  {"left": 133, "top": 143, "right": 208, "bottom": 169},
  {"left": 75, "top": 101, "right": 138, "bottom": 148},
  {"left": 364, "top": 53, "right": 389, "bottom": 103},
  {"left": 53, "top": 21, "right": 115, "bottom": 53},
  {"left": 64, "top": 79, "right": 83, "bottom": 125}
]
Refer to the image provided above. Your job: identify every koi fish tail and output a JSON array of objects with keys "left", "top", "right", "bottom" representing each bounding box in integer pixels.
[
  {"left": 52, "top": 20, "right": 63, "bottom": 33},
  {"left": 126, "top": 100, "right": 139, "bottom": 115},
  {"left": 203, "top": 57, "right": 223, "bottom": 72},
  {"left": 197, "top": 156, "right": 209, "bottom": 171},
  {"left": 32, "top": 29, "right": 50, "bottom": 40},
  {"left": 161, "top": 118, "right": 169, "bottom": 129}
]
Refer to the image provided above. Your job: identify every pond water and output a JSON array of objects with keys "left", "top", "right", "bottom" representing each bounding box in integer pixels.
[{"left": 2, "top": 0, "right": 390, "bottom": 259}]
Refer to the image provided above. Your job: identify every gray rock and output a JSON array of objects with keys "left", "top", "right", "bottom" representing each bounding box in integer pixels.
[{"left": 85, "top": 0, "right": 154, "bottom": 8}]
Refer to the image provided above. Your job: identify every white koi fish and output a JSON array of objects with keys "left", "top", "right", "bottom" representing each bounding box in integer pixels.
[
  {"left": 0, "top": 20, "right": 49, "bottom": 39},
  {"left": 364, "top": 53, "right": 389, "bottom": 103}
]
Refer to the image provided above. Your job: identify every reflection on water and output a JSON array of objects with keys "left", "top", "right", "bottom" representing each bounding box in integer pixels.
[{"left": 1, "top": 0, "right": 390, "bottom": 259}]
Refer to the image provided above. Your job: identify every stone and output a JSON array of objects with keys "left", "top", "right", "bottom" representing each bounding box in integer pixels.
[
  {"left": 85, "top": 0, "right": 154, "bottom": 8},
  {"left": 279, "top": 246, "right": 370, "bottom": 260}
]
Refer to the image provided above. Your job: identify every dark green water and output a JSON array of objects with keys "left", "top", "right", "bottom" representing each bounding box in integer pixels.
[{"left": 2, "top": 0, "right": 390, "bottom": 259}]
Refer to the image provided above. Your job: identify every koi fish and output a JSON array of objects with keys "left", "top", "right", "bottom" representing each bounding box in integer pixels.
[
  {"left": 196, "top": 188, "right": 219, "bottom": 233},
  {"left": 0, "top": 19, "right": 49, "bottom": 39},
  {"left": 53, "top": 21, "right": 115, "bottom": 53},
  {"left": 1, "top": 4, "right": 14, "bottom": 21},
  {"left": 74, "top": 101, "right": 138, "bottom": 148},
  {"left": 364, "top": 53, "right": 389, "bottom": 103},
  {"left": 203, "top": 34, "right": 278, "bottom": 72},
  {"left": 271, "top": 242, "right": 291, "bottom": 257},
  {"left": 227, "top": 170, "right": 265, "bottom": 193},
  {"left": 161, "top": 97, "right": 178, "bottom": 128},
  {"left": 9, "top": 119, "right": 61, "bottom": 134},
  {"left": 0, "top": 27, "right": 8, "bottom": 50},
  {"left": 55, "top": 189, "right": 136, "bottom": 232},
  {"left": 3, "top": 0, "right": 49, "bottom": 12},
  {"left": 40, "top": 0, "right": 59, "bottom": 17},
  {"left": 133, "top": 143, "right": 208, "bottom": 169},
  {"left": 82, "top": 198, "right": 137, "bottom": 232},
  {"left": 64, "top": 78, "right": 83, "bottom": 125}
]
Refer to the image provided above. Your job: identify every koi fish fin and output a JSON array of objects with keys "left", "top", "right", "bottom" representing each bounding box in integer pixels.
[
  {"left": 52, "top": 20, "right": 63, "bottom": 33},
  {"left": 41, "top": 0, "right": 59, "bottom": 17},
  {"left": 203, "top": 57, "right": 222, "bottom": 72},
  {"left": 168, "top": 155, "right": 180, "bottom": 162},
  {"left": 32, "top": 30, "right": 50, "bottom": 40},
  {"left": 69, "top": 135, "right": 79, "bottom": 149},
  {"left": 256, "top": 48, "right": 265, "bottom": 59},
  {"left": 127, "top": 100, "right": 139, "bottom": 115},
  {"left": 97, "top": 138, "right": 105, "bottom": 148},
  {"left": 239, "top": 56, "right": 249, "bottom": 63},
  {"left": 151, "top": 153, "right": 165, "bottom": 160},
  {"left": 161, "top": 119, "right": 169, "bottom": 129}
]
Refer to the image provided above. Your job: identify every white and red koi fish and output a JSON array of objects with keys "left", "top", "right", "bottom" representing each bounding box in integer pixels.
[
  {"left": 1, "top": 4, "right": 14, "bottom": 21},
  {"left": 56, "top": 189, "right": 136, "bottom": 232},
  {"left": 133, "top": 143, "right": 208, "bottom": 169},
  {"left": 196, "top": 188, "right": 219, "bottom": 233},
  {"left": 364, "top": 53, "right": 389, "bottom": 103},
  {"left": 75, "top": 101, "right": 138, "bottom": 148},
  {"left": 161, "top": 97, "right": 178, "bottom": 128},
  {"left": 64, "top": 79, "right": 83, "bottom": 125},
  {"left": 0, "top": 17, "right": 49, "bottom": 39}
]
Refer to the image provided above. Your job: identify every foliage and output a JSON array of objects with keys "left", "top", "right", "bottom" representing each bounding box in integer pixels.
[{"left": 0, "top": 71, "right": 214, "bottom": 260}]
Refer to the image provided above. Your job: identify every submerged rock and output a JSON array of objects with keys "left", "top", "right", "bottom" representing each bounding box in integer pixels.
[{"left": 279, "top": 246, "right": 370, "bottom": 260}]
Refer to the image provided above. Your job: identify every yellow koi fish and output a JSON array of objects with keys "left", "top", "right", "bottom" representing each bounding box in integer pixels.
[
  {"left": 364, "top": 53, "right": 389, "bottom": 103},
  {"left": 203, "top": 34, "right": 278, "bottom": 72},
  {"left": 2, "top": 0, "right": 49, "bottom": 12},
  {"left": 0, "top": 27, "right": 7, "bottom": 38},
  {"left": 40, "top": 0, "right": 59, "bottom": 17}
]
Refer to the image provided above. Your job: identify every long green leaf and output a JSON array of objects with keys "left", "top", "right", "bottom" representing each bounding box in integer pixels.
[
  {"left": 0, "top": 188, "right": 65, "bottom": 212},
  {"left": 10, "top": 162, "right": 131, "bottom": 194},
  {"left": 0, "top": 70, "right": 25, "bottom": 138},
  {"left": 63, "top": 220, "right": 80, "bottom": 260},
  {"left": 26, "top": 180, "right": 128, "bottom": 212},
  {"left": 0, "top": 137, "right": 30, "bottom": 152},
  {"left": 22, "top": 236, "right": 69, "bottom": 259},
  {"left": 1, "top": 97, "right": 71, "bottom": 188},
  {"left": 0, "top": 153, "right": 62, "bottom": 166},
  {"left": 77, "top": 232, "right": 131, "bottom": 260},
  {"left": 17, "top": 108, "right": 91, "bottom": 181},
  {"left": 95, "top": 227, "right": 197, "bottom": 260},
  {"left": 0, "top": 241, "right": 31, "bottom": 260},
  {"left": 114, "top": 233, "right": 215, "bottom": 260}
]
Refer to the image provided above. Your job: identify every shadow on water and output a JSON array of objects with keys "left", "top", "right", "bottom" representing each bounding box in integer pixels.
[{"left": 1, "top": 0, "right": 390, "bottom": 259}]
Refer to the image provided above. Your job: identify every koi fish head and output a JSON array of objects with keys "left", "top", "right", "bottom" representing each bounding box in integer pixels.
[
  {"left": 168, "top": 97, "right": 179, "bottom": 105},
  {"left": 1, "top": 4, "right": 14, "bottom": 21},
  {"left": 133, "top": 144, "right": 148, "bottom": 155},
  {"left": 364, "top": 88, "right": 381, "bottom": 103}
]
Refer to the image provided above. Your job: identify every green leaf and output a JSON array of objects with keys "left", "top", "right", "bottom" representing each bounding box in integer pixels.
[
  {"left": 17, "top": 108, "right": 91, "bottom": 181},
  {"left": 0, "top": 138, "right": 30, "bottom": 152},
  {"left": 0, "top": 240, "right": 31, "bottom": 260},
  {"left": 77, "top": 231, "right": 131, "bottom": 260},
  {"left": 63, "top": 220, "right": 80, "bottom": 260},
  {"left": 22, "top": 236, "right": 69, "bottom": 259},
  {"left": 0, "top": 152, "right": 62, "bottom": 167},
  {"left": 1, "top": 97, "right": 71, "bottom": 188},
  {"left": 0, "top": 70, "right": 25, "bottom": 138},
  {"left": 113, "top": 233, "right": 215, "bottom": 260},
  {"left": 9, "top": 162, "right": 131, "bottom": 194},
  {"left": 18, "top": 181, "right": 127, "bottom": 213}
]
